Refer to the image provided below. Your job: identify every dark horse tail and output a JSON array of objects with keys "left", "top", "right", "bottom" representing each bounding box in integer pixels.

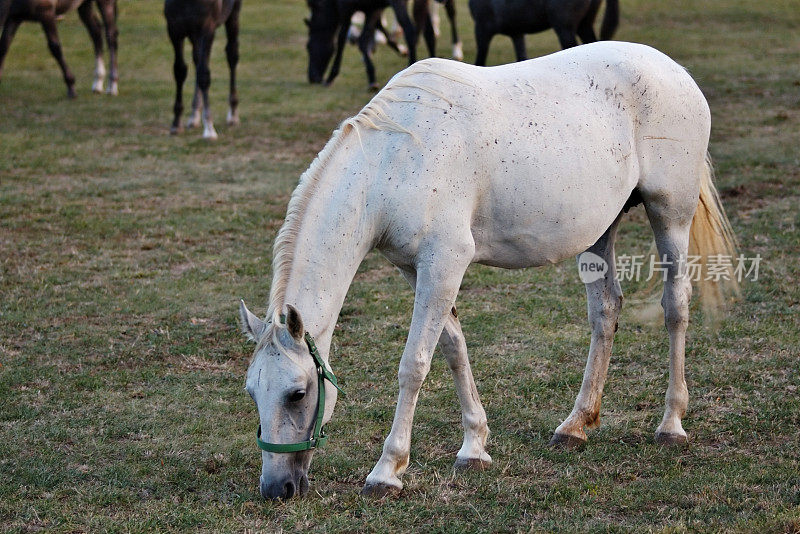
[{"left": 600, "top": 0, "right": 619, "bottom": 40}]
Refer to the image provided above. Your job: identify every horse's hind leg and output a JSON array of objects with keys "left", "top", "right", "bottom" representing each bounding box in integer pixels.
[
  {"left": 168, "top": 28, "right": 187, "bottom": 134},
  {"left": 224, "top": 0, "right": 241, "bottom": 126},
  {"left": 78, "top": 1, "right": 105, "bottom": 93},
  {"left": 551, "top": 214, "right": 623, "bottom": 448},
  {"left": 398, "top": 267, "right": 492, "bottom": 471},
  {"left": 644, "top": 197, "right": 695, "bottom": 445},
  {"left": 40, "top": 13, "right": 76, "bottom": 98},
  {"left": 97, "top": 0, "right": 119, "bottom": 95}
]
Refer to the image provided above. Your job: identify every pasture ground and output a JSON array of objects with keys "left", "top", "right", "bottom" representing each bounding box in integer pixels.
[{"left": 1, "top": 0, "right": 799, "bottom": 531}]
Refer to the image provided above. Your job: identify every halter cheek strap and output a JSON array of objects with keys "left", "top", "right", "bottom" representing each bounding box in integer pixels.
[{"left": 256, "top": 328, "right": 344, "bottom": 453}]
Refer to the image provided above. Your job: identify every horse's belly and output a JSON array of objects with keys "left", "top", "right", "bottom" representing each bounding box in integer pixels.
[{"left": 468, "top": 119, "right": 636, "bottom": 268}]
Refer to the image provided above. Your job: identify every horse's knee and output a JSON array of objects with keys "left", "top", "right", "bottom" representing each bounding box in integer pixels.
[
  {"left": 174, "top": 61, "right": 187, "bottom": 82},
  {"left": 397, "top": 356, "right": 430, "bottom": 390},
  {"left": 589, "top": 292, "right": 621, "bottom": 335}
]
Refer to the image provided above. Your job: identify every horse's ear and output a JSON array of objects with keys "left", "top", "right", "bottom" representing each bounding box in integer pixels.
[
  {"left": 284, "top": 304, "right": 305, "bottom": 342},
  {"left": 239, "top": 300, "right": 267, "bottom": 343}
]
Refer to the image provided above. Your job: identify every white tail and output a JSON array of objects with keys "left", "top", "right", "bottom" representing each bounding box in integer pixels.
[{"left": 689, "top": 154, "right": 740, "bottom": 318}]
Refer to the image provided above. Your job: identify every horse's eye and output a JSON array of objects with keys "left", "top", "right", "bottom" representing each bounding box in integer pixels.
[{"left": 288, "top": 389, "right": 306, "bottom": 403}]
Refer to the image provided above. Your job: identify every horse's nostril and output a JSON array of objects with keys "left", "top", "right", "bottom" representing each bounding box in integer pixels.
[{"left": 283, "top": 479, "right": 296, "bottom": 499}]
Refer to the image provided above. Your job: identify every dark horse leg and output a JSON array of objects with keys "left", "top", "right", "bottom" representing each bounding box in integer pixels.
[
  {"left": 511, "top": 33, "right": 526, "bottom": 61},
  {"left": 473, "top": 26, "right": 492, "bottom": 66},
  {"left": 357, "top": 11, "right": 379, "bottom": 90},
  {"left": 373, "top": 11, "right": 405, "bottom": 56},
  {"left": 77, "top": 1, "right": 106, "bottom": 93},
  {"left": 412, "top": 0, "right": 436, "bottom": 57},
  {"left": 95, "top": 0, "right": 120, "bottom": 95},
  {"left": 552, "top": 25, "right": 579, "bottom": 48},
  {"left": 0, "top": 16, "right": 22, "bottom": 82},
  {"left": 168, "top": 27, "right": 187, "bottom": 134},
  {"left": 576, "top": 0, "right": 600, "bottom": 44},
  {"left": 40, "top": 10, "right": 77, "bottom": 98},
  {"left": 186, "top": 46, "right": 202, "bottom": 129},
  {"left": 192, "top": 30, "right": 217, "bottom": 139},
  {"left": 389, "top": 0, "right": 416, "bottom": 64},
  {"left": 224, "top": 0, "right": 241, "bottom": 126},
  {"left": 324, "top": 10, "right": 352, "bottom": 86},
  {"left": 440, "top": 0, "right": 462, "bottom": 60}
]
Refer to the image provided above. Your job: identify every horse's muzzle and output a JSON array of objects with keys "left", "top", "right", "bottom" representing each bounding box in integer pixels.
[{"left": 260, "top": 473, "right": 309, "bottom": 500}]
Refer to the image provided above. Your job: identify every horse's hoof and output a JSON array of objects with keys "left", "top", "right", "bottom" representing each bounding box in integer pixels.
[
  {"left": 549, "top": 433, "right": 587, "bottom": 449},
  {"left": 655, "top": 432, "right": 688, "bottom": 446},
  {"left": 454, "top": 457, "right": 492, "bottom": 471},
  {"left": 368, "top": 83, "right": 380, "bottom": 92},
  {"left": 67, "top": 88, "right": 76, "bottom": 99},
  {"left": 169, "top": 125, "right": 182, "bottom": 135},
  {"left": 360, "top": 482, "right": 401, "bottom": 499}
]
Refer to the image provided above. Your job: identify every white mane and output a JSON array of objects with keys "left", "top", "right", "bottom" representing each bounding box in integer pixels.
[{"left": 265, "top": 59, "right": 476, "bottom": 327}]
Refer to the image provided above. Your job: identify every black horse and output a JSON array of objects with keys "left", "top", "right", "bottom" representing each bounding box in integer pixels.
[
  {"left": 0, "top": 0, "right": 119, "bottom": 98},
  {"left": 307, "top": 0, "right": 458, "bottom": 89},
  {"left": 165, "top": 0, "right": 242, "bottom": 139},
  {"left": 468, "top": 0, "right": 619, "bottom": 66}
]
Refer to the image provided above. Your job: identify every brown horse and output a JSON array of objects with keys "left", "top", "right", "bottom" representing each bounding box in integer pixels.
[
  {"left": 164, "top": 0, "right": 242, "bottom": 140},
  {"left": 0, "top": 0, "right": 119, "bottom": 98}
]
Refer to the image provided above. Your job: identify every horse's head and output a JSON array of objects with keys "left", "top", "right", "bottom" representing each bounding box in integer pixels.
[
  {"left": 304, "top": 0, "right": 338, "bottom": 84},
  {"left": 239, "top": 301, "right": 340, "bottom": 500}
]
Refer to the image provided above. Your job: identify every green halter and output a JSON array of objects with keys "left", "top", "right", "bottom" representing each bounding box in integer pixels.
[{"left": 256, "top": 322, "right": 344, "bottom": 453}]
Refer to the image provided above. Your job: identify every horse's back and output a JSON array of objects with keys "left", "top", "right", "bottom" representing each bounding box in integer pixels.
[{"left": 365, "top": 42, "right": 709, "bottom": 267}]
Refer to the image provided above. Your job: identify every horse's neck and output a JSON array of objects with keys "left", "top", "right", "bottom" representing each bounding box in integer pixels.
[{"left": 281, "top": 152, "right": 379, "bottom": 358}]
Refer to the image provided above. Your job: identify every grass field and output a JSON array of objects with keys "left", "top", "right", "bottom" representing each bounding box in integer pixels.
[{"left": 1, "top": 0, "right": 799, "bottom": 531}]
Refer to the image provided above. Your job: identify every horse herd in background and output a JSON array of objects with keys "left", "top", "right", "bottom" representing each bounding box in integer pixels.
[{"left": 0, "top": 0, "right": 618, "bottom": 138}]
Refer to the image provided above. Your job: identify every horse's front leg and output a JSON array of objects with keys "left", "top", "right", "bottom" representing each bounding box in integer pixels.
[
  {"left": 194, "top": 31, "right": 217, "bottom": 140},
  {"left": 357, "top": 17, "right": 378, "bottom": 90},
  {"left": 551, "top": 214, "right": 623, "bottom": 448},
  {"left": 167, "top": 29, "right": 187, "bottom": 134},
  {"left": 363, "top": 251, "right": 472, "bottom": 497},
  {"left": 97, "top": 0, "right": 119, "bottom": 95},
  {"left": 77, "top": 1, "right": 105, "bottom": 93},
  {"left": 390, "top": 0, "right": 417, "bottom": 64},
  {"left": 0, "top": 17, "right": 22, "bottom": 82},
  {"left": 440, "top": 308, "right": 492, "bottom": 469},
  {"left": 397, "top": 267, "right": 491, "bottom": 470},
  {"left": 441, "top": 0, "right": 462, "bottom": 61},
  {"left": 40, "top": 13, "right": 76, "bottom": 98}
]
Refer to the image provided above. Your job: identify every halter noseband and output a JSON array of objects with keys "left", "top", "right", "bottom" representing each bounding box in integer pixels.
[{"left": 256, "top": 320, "right": 344, "bottom": 453}]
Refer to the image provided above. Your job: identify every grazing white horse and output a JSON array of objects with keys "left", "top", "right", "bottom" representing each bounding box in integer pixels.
[{"left": 239, "top": 41, "right": 738, "bottom": 500}]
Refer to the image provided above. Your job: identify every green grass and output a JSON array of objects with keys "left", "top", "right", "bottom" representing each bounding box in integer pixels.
[{"left": 1, "top": 0, "right": 799, "bottom": 531}]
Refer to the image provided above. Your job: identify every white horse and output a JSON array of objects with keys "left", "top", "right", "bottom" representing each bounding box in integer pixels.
[{"left": 239, "top": 41, "right": 738, "bottom": 500}]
